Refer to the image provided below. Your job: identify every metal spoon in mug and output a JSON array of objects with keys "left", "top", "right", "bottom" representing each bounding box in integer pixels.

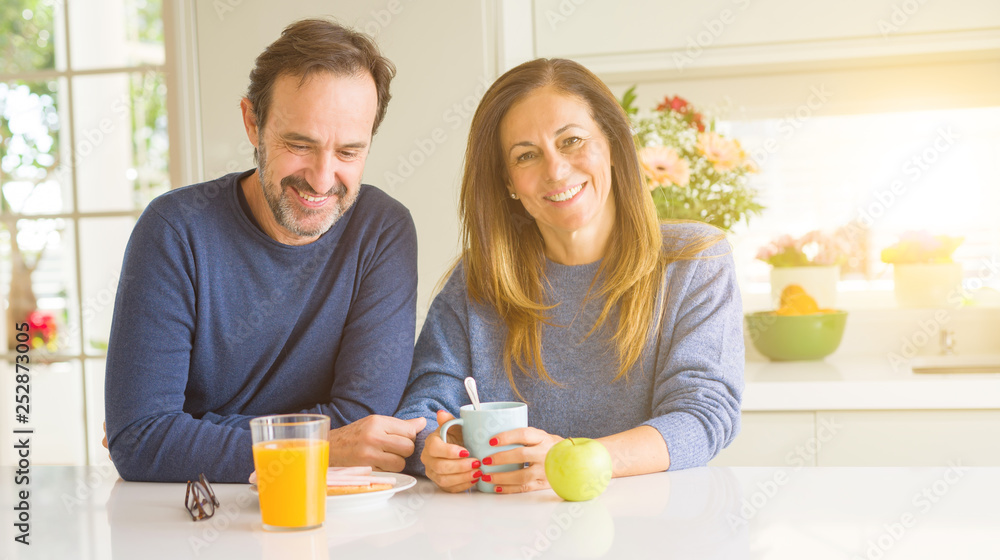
[{"left": 464, "top": 377, "right": 481, "bottom": 411}]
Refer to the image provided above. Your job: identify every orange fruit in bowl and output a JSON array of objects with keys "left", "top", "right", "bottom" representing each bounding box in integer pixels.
[
  {"left": 747, "top": 284, "right": 848, "bottom": 360},
  {"left": 778, "top": 284, "right": 808, "bottom": 306},
  {"left": 777, "top": 284, "right": 819, "bottom": 315},
  {"left": 745, "top": 310, "right": 848, "bottom": 360}
]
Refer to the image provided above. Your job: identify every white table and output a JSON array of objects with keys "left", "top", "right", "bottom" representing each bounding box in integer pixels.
[{"left": 3, "top": 465, "right": 999, "bottom": 559}]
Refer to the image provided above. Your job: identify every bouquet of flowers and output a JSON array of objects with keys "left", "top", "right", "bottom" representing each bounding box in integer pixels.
[
  {"left": 756, "top": 231, "right": 849, "bottom": 267},
  {"left": 620, "top": 88, "right": 763, "bottom": 232},
  {"left": 881, "top": 231, "right": 964, "bottom": 264}
]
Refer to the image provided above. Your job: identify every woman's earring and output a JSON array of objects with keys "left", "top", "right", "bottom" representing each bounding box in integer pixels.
[{"left": 509, "top": 192, "right": 519, "bottom": 200}]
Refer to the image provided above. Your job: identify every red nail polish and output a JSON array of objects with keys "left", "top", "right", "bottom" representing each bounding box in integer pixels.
[
  {"left": 481, "top": 474, "right": 492, "bottom": 482},
  {"left": 472, "top": 460, "right": 481, "bottom": 469},
  {"left": 483, "top": 457, "right": 493, "bottom": 465},
  {"left": 495, "top": 486, "right": 503, "bottom": 493},
  {"left": 473, "top": 470, "right": 482, "bottom": 479},
  {"left": 459, "top": 449, "right": 469, "bottom": 458},
  {"left": 489, "top": 437, "right": 499, "bottom": 446}
]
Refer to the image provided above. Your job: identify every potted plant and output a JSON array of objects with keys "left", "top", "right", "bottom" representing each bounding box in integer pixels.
[
  {"left": 881, "top": 232, "right": 964, "bottom": 308},
  {"left": 756, "top": 231, "right": 848, "bottom": 309},
  {"left": 619, "top": 89, "right": 763, "bottom": 232}
]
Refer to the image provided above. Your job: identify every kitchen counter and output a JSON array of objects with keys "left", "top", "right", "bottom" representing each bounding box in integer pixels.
[
  {"left": 743, "top": 356, "right": 1000, "bottom": 411},
  {"left": 4, "top": 465, "right": 998, "bottom": 559}
]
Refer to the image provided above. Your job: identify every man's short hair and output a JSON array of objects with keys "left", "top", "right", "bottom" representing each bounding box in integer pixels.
[{"left": 246, "top": 18, "right": 395, "bottom": 136}]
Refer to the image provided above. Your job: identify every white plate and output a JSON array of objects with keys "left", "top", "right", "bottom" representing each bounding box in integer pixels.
[
  {"left": 325, "top": 473, "right": 417, "bottom": 512},
  {"left": 250, "top": 472, "right": 417, "bottom": 513}
]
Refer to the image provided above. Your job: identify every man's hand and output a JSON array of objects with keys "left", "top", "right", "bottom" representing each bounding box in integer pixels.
[
  {"left": 328, "top": 415, "right": 426, "bottom": 473},
  {"left": 102, "top": 422, "right": 108, "bottom": 449}
]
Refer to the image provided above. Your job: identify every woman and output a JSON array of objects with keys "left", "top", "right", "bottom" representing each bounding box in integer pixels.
[{"left": 395, "top": 58, "right": 743, "bottom": 494}]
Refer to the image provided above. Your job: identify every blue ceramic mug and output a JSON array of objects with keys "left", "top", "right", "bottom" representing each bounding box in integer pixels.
[{"left": 439, "top": 402, "right": 528, "bottom": 492}]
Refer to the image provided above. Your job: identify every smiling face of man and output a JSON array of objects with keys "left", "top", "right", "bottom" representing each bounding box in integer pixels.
[{"left": 241, "top": 70, "right": 378, "bottom": 245}]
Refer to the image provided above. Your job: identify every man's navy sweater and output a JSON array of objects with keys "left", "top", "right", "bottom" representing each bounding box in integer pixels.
[{"left": 105, "top": 171, "right": 417, "bottom": 482}]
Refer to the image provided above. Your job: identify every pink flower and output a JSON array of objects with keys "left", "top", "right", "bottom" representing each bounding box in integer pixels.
[
  {"left": 696, "top": 132, "right": 743, "bottom": 172},
  {"left": 639, "top": 146, "right": 691, "bottom": 189},
  {"left": 755, "top": 245, "right": 777, "bottom": 261},
  {"left": 757, "top": 232, "right": 846, "bottom": 267},
  {"left": 657, "top": 95, "right": 690, "bottom": 113},
  {"left": 27, "top": 310, "right": 58, "bottom": 344},
  {"left": 655, "top": 95, "right": 706, "bottom": 131}
]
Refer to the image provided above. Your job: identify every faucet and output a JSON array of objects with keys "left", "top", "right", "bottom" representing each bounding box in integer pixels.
[{"left": 940, "top": 329, "right": 956, "bottom": 356}]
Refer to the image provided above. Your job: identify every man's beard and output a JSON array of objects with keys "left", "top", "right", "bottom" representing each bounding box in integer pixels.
[{"left": 257, "top": 142, "right": 356, "bottom": 239}]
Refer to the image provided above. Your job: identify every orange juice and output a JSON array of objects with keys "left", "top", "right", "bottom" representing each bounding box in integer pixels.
[{"left": 252, "top": 438, "right": 329, "bottom": 529}]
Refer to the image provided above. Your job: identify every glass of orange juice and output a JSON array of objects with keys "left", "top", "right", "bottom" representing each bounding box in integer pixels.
[{"left": 250, "top": 414, "right": 330, "bottom": 531}]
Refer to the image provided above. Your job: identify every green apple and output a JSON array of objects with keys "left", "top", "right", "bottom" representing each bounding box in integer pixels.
[{"left": 544, "top": 438, "right": 613, "bottom": 502}]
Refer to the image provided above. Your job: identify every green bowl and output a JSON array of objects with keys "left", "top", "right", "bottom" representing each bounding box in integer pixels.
[{"left": 745, "top": 311, "right": 848, "bottom": 361}]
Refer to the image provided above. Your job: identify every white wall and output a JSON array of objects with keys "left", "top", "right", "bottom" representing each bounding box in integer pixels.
[{"left": 192, "top": 0, "right": 498, "bottom": 320}]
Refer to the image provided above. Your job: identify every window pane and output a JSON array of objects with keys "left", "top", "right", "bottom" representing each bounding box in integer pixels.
[
  {"left": 80, "top": 217, "right": 133, "bottom": 354},
  {"left": 67, "top": 0, "right": 163, "bottom": 70},
  {"left": 2, "top": 216, "right": 79, "bottom": 356},
  {"left": 727, "top": 107, "right": 1000, "bottom": 294},
  {"left": 74, "top": 71, "right": 169, "bottom": 212},
  {"left": 128, "top": 70, "right": 170, "bottom": 207},
  {"left": 0, "top": 0, "right": 59, "bottom": 74},
  {"left": 1, "top": 79, "right": 69, "bottom": 215}
]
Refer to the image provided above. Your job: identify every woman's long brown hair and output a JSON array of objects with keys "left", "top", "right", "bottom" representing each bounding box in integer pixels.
[{"left": 456, "top": 58, "right": 722, "bottom": 397}]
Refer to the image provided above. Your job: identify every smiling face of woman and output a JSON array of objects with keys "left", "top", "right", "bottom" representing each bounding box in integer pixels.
[{"left": 500, "top": 86, "right": 616, "bottom": 262}]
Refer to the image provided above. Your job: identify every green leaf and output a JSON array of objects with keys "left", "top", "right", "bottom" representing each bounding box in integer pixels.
[{"left": 619, "top": 85, "right": 638, "bottom": 117}]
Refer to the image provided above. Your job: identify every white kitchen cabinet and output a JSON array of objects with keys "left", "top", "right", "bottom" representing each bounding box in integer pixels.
[
  {"left": 710, "top": 409, "right": 1000, "bottom": 467},
  {"left": 709, "top": 411, "right": 816, "bottom": 467},
  {"left": 531, "top": 0, "right": 1000, "bottom": 73},
  {"left": 815, "top": 410, "right": 1000, "bottom": 467}
]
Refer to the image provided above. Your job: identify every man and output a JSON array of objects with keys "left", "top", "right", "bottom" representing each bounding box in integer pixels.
[{"left": 105, "top": 19, "right": 424, "bottom": 483}]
